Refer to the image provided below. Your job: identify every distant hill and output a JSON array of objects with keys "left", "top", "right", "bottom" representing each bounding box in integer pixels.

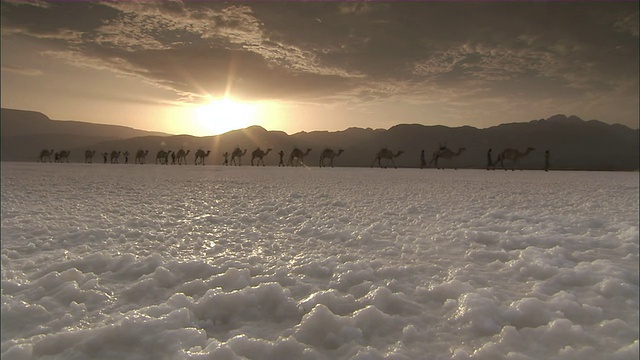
[
  {"left": 1, "top": 108, "right": 170, "bottom": 162},
  {"left": 1, "top": 108, "right": 637, "bottom": 170},
  {"left": 1, "top": 108, "right": 170, "bottom": 138}
]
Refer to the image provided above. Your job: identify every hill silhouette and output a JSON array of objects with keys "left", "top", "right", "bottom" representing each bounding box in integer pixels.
[
  {"left": 1, "top": 108, "right": 637, "bottom": 170},
  {"left": 1, "top": 108, "right": 171, "bottom": 163}
]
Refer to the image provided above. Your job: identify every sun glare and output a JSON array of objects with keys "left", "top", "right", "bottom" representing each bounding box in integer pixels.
[{"left": 193, "top": 97, "right": 258, "bottom": 135}]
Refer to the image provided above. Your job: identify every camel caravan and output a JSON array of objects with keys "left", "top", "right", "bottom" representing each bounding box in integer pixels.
[{"left": 37, "top": 144, "right": 543, "bottom": 170}]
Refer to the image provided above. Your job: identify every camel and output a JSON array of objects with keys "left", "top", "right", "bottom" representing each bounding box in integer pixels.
[
  {"left": 57, "top": 150, "right": 71, "bottom": 163},
  {"left": 194, "top": 149, "right": 211, "bottom": 165},
  {"left": 495, "top": 147, "right": 535, "bottom": 170},
  {"left": 135, "top": 150, "right": 149, "bottom": 164},
  {"left": 251, "top": 148, "right": 272, "bottom": 166},
  {"left": 230, "top": 147, "right": 248, "bottom": 166},
  {"left": 85, "top": 150, "right": 96, "bottom": 163},
  {"left": 429, "top": 147, "right": 466, "bottom": 169},
  {"left": 319, "top": 148, "right": 344, "bottom": 168},
  {"left": 176, "top": 149, "right": 190, "bottom": 165},
  {"left": 372, "top": 148, "right": 404, "bottom": 169},
  {"left": 156, "top": 150, "right": 171, "bottom": 165},
  {"left": 288, "top": 148, "right": 312, "bottom": 167},
  {"left": 39, "top": 149, "right": 54, "bottom": 162},
  {"left": 110, "top": 151, "right": 121, "bottom": 164}
]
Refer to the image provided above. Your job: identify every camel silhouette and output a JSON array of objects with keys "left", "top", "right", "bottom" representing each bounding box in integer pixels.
[
  {"left": 194, "top": 149, "right": 211, "bottom": 165},
  {"left": 156, "top": 150, "right": 167, "bottom": 165},
  {"left": 135, "top": 150, "right": 149, "bottom": 164},
  {"left": 372, "top": 148, "right": 404, "bottom": 169},
  {"left": 39, "top": 149, "right": 54, "bottom": 163},
  {"left": 85, "top": 150, "right": 96, "bottom": 163},
  {"left": 176, "top": 150, "right": 190, "bottom": 165},
  {"left": 110, "top": 151, "right": 121, "bottom": 164},
  {"left": 429, "top": 147, "right": 466, "bottom": 169},
  {"left": 495, "top": 147, "right": 535, "bottom": 171},
  {"left": 319, "top": 148, "right": 344, "bottom": 168},
  {"left": 156, "top": 150, "right": 171, "bottom": 165},
  {"left": 230, "top": 147, "right": 248, "bottom": 166},
  {"left": 56, "top": 150, "right": 70, "bottom": 163},
  {"left": 288, "top": 148, "right": 311, "bottom": 167},
  {"left": 251, "top": 148, "right": 272, "bottom": 166}
]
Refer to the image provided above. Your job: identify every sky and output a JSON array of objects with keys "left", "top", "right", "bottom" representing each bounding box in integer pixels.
[{"left": 1, "top": 1, "right": 638, "bottom": 136}]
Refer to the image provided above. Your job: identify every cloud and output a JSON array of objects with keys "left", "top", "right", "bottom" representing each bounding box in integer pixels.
[
  {"left": 1, "top": 64, "right": 43, "bottom": 76},
  {"left": 615, "top": 12, "right": 639, "bottom": 38},
  {"left": 1, "top": 1, "right": 637, "bottom": 118}
]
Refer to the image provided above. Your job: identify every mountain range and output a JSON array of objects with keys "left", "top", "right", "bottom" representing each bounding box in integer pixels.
[{"left": 1, "top": 108, "right": 638, "bottom": 170}]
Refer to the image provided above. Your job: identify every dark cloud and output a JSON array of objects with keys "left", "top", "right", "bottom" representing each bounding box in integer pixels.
[{"left": 1, "top": 1, "right": 638, "bottom": 127}]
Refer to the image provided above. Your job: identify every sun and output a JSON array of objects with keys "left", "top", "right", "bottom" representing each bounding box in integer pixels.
[{"left": 192, "top": 97, "right": 258, "bottom": 135}]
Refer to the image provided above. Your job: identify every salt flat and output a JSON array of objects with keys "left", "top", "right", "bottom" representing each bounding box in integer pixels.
[{"left": 1, "top": 162, "right": 638, "bottom": 359}]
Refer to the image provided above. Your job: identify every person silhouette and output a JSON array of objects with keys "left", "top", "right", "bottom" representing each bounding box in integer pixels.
[
  {"left": 102, "top": 152, "right": 108, "bottom": 164},
  {"left": 171, "top": 151, "right": 176, "bottom": 165},
  {"left": 420, "top": 149, "right": 426, "bottom": 169},
  {"left": 278, "top": 150, "right": 285, "bottom": 167},
  {"left": 487, "top": 148, "right": 494, "bottom": 170},
  {"left": 544, "top": 150, "right": 550, "bottom": 172},
  {"left": 222, "top": 152, "right": 229, "bottom": 166}
]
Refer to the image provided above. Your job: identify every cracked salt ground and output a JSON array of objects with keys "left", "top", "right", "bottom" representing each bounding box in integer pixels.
[{"left": 1, "top": 163, "right": 638, "bottom": 359}]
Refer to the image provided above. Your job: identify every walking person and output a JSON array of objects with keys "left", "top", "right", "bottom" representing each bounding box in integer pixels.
[
  {"left": 222, "top": 152, "right": 229, "bottom": 166},
  {"left": 544, "top": 150, "right": 550, "bottom": 172},
  {"left": 278, "top": 150, "right": 285, "bottom": 167},
  {"left": 487, "top": 148, "right": 494, "bottom": 170},
  {"left": 420, "top": 149, "right": 426, "bottom": 169}
]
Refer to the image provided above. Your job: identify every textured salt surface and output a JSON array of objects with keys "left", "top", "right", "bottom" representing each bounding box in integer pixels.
[{"left": 1, "top": 163, "right": 638, "bottom": 359}]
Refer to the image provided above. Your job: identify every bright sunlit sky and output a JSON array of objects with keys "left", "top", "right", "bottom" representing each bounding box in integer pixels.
[{"left": 1, "top": 1, "right": 638, "bottom": 136}]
